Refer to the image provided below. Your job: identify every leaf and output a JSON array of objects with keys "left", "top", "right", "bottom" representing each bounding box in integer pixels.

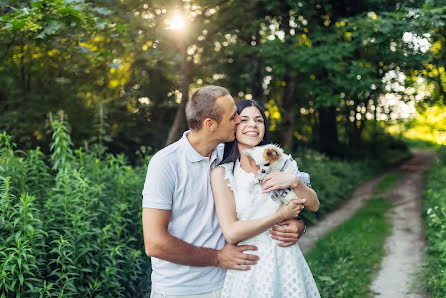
[
  {"left": 318, "top": 275, "right": 336, "bottom": 285},
  {"left": 92, "top": 8, "right": 113, "bottom": 15},
  {"left": 18, "top": 273, "right": 24, "bottom": 286},
  {"left": 74, "top": 46, "right": 93, "bottom": 54},
  {"left": 35, "top": 21, "right": 65, "bottom": 39}
]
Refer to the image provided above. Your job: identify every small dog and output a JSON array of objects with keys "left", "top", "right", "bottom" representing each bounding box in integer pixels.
[{"left": 244, "top": 144, "right": 302, "bottom": 204}]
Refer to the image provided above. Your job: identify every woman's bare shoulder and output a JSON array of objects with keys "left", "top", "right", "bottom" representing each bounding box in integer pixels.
[{"left": 211, "top": 165, "right": 226, "bottom": 179}]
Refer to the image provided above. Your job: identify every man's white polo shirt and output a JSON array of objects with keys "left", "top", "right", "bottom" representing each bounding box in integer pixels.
[{"left": 142, "top": 131, "right": 226, "bottom": 295}]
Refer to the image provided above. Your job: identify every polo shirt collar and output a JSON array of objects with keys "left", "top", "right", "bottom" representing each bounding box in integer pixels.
[{"left": 181, "top": 130, "right": 218, "bottom": 163}]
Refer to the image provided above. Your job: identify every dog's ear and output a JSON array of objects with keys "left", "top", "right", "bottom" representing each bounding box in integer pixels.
[{"left": 264, "top": 148, "right": 280, "bottom": 163}]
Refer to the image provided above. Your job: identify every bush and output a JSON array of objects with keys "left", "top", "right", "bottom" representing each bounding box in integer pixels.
[
  {"left": 423, "top": 146, "right": 446, "bottom": 297},
  {"left": 0, "top": 123, "right": 152, "bottom": 297}
]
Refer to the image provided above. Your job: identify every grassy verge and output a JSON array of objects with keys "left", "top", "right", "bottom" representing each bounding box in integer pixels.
[
  {"left": 404, "top": 138, "right": 441, "bottom": 150},
  {"left": 423, "top": 146, "right": 446, "bottom": 297},
  {"left": 305, "top": 198, "right": 393, "bottom": 298},
  {"left": 374, "top": 172, "right": 403, "bottom": 194}
]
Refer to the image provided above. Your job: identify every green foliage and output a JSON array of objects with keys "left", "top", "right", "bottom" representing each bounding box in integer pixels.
[
  {"left": 0, "top": 124, "right": 151, "bottom": 297},
  {"left": 0, "top": 0, "right": 105, "bottom": 39},
  {"left": 374, "top": 172, "right": 404, "bottom": 194},
  {"left": 403, "top": 138, "right": 441, "bottom": 150},
  {"left": 305, "top": 198, "right": 393, "bottom": 297},
  {"left": 50, "top": 117, "right": 74, "bottom": 171},
  {"left": 400, "top": 104, "right": 446, "bottom": 146},
  {"left": 0, "top": 0, "right": 441, "bottom": 158},
  {"left": 423, "top": 146, "right": 446, "bottom": 297}
]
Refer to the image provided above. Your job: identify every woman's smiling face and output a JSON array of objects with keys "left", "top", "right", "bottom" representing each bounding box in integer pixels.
[{"left": 236, "top": 106, "right": 265, "bottom": 150}]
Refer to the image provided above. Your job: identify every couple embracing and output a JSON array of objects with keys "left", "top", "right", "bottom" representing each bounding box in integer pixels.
[{"left": 142, "top": 86, "right": 320, "bottom": 298}]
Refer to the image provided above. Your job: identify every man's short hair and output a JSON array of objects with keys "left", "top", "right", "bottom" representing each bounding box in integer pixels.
[{"left": 186, "top": 86, "right": 229, "bottom": 131}]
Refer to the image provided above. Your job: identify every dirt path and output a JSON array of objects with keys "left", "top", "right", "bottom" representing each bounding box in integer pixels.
[
  {"left": 299, "top": 149, "right": 436, "bottom": 297},
  {"left": 370, "top": 149, "right": 435, "bottom": 297},
  {"left": 299, "top": 169, "right": 389, "bottom": 254}
]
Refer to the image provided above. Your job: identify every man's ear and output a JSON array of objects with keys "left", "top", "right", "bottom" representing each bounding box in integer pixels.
[{"left": 203, "top": 118, "right": 218, "bottom": 132}]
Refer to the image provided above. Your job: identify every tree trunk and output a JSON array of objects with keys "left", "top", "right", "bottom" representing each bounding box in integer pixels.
[
  {"left": 165, "top": 45, "right": 192, "bottom": 146},
  {"left": 277, "top": 7, "right": 298, "bottom": 151},
  {"left": 252, "top": 59, "right": 266, "bottom": 106},
  {"left": 279, "top": 73, "right": 297, "bottom": 151},
  {"left": 318, "top": 105, "right": 339, "bottom": 156},
  {"left": 252, "top": 31, "right": 266, "bottom": 106}
]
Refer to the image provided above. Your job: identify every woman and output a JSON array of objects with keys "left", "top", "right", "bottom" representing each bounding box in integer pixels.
[{"left": 210, "top": 100, "right": 320, "bottom": 298}]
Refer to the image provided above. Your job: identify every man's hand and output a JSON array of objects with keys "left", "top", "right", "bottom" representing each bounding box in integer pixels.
[
  {"left": 270, "top": 219, "right": 305, "bottom": 247},
  {"left": 216, "top": 244, "right": 259, "bottom": 270}
]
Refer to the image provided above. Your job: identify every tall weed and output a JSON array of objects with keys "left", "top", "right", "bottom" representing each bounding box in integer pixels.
[
  {"left": 423, "top": 146, "right": 446, "bottom": 297},
  {"left": 0, "top": 120, "right": 151, "bottom": 297}
]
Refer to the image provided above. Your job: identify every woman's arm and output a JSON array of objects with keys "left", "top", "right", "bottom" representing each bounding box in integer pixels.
[
  {"left": 210, "top": 167, "right": 305, "bottom": 244},
  {"left": 262, "top": 172, "right": 320, "bottom": 212}
]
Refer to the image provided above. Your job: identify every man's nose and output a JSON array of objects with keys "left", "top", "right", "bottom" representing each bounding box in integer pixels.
[{"left": 235, "top": 114, "right": 241, "bottom": 125}]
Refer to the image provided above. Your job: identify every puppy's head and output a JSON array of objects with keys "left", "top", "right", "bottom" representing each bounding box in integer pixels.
[
  {"left": 244, "top": 144, "right": 284, "bottom": 180},
  {"left": 263, "top": 147, "right": 281, "bottom": 164}
]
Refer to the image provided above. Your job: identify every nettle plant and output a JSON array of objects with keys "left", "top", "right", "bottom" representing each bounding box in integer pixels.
[
  {"left": 0, "top": 117, "right": 151, "bottom": 297},
  {"left": 424, "top": 146, "right": 446, "bottom": 297}
]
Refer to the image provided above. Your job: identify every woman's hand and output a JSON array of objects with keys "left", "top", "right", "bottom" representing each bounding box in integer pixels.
[
  {"left": 262, "top": 172, "right": 300, "bottom": 193},
  {"left": 263, "top": 172, "right": 320, "bottom": 212},
  {"left": 277, "top": 198, "right": 306, "bottom": 221}
]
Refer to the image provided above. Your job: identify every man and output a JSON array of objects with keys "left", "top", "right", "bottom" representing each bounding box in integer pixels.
[{"left": 142, "top": 86, "right": 306, "bottom": 297}]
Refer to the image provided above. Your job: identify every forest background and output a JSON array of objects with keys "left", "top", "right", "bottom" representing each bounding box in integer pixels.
[
  {"left": 1, "top": 0, "right": 446, "bottom": 297},
  {"left": 1, "top": 0, "right": 445, "bottom": 158}
]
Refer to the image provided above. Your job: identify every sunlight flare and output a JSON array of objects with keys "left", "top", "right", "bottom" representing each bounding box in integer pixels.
[{"left": 166, "top": 12, "right": 186, "bottom": 30}]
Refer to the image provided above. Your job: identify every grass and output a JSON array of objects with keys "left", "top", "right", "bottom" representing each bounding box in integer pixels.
[
  {"left": 423, "top": 146, "right": 446, "bottom": 297},
  {"left": 305, "top": 198, "right": 393, "bottom": 298},
  {"left": 403, "top": 138, "right": 441, "bottom": 150},
  {"left": 374, "top": 172, "right": 403, "bottom": 194}
]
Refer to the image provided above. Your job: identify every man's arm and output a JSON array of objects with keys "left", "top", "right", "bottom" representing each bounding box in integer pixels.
[
  {"left": 270, "top": 219, "right": 305, "bottom": 247},
  {"left": 142, "top": 208, "right": 259, "bottom": 270}
]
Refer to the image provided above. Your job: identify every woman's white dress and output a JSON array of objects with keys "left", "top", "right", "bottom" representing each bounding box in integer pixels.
[{"left": 220, "top": 160, "right": 320, "bottom": 298}]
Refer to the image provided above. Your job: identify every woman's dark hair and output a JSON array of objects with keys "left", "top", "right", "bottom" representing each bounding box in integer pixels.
[{"left": 220, "top": 99, "right": 270, "bottom": 171}]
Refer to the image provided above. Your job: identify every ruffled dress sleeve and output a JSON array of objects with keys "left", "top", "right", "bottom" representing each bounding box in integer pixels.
[{"left": 219, "top": 162, "right": 237, "bottom": 193}]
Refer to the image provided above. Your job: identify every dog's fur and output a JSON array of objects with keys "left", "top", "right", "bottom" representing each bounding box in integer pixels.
[{"left": 244, "top": 144, "right": 298, "bottom": 204}]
